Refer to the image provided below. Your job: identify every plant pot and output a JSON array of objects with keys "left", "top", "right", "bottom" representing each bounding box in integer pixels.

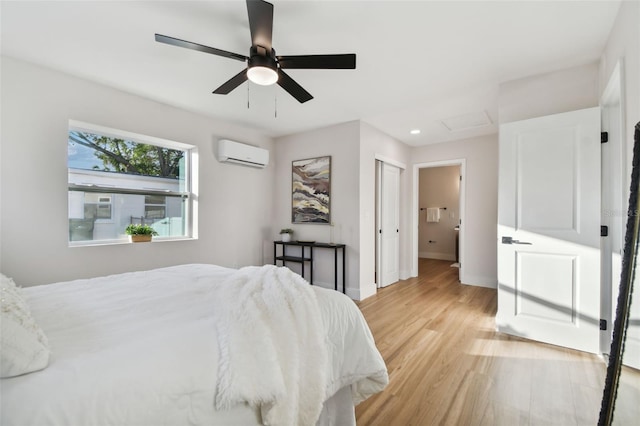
[
  {"left": 281, "top": 233, "right": 291, "bottom": 242},
  {"left": 129, "top": 234, "right": 152, "bottom": 243}
]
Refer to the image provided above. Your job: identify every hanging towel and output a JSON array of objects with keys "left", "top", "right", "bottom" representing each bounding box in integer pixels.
[{"left": 426, "top": 208, "right": 440, "bottom": 223}]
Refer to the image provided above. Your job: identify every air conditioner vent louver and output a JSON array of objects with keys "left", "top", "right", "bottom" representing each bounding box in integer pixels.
[{"left": 218, "top": 139, "right": 269, "bottom": 168}]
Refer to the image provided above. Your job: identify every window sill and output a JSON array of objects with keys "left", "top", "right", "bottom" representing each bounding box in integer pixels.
[{"left": 69, "top": 237, "right": 196, "bottom": 248}]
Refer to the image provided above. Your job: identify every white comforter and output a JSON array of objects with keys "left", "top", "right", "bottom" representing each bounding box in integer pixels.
[{"left": 0, "top": 264, "right": 388, "bottom": 426}]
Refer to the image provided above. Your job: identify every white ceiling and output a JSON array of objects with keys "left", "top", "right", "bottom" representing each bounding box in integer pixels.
[{"left": 0, "top": 1, "right": 621, "bottom": 146}]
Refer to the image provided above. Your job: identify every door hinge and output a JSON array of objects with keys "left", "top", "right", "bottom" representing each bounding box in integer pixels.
[
  {"left": 601, "top": 132, "right": 609, "bottom": 143},
  {"left": 601, "top": 225, "right": 609, "bottom": 237},
  {"left": 600, "top": 319, "right": 607, "bottom": 331}
]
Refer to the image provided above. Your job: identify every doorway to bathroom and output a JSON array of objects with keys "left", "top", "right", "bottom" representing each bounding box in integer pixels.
[{"left": 413, "top": 159, "right": 465, "bottom": 282}]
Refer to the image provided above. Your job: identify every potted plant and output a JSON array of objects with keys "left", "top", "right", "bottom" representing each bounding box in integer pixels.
[
  {"left": 125, "top": 224, "right": 158, "bottom": 243},
  {"left": 279, "top": 228, "right": 293, "bottom": 243}
]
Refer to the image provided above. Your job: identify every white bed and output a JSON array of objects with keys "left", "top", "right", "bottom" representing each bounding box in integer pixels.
[{"left": 0, "top": 264, "right": 388, "bottom": 426}]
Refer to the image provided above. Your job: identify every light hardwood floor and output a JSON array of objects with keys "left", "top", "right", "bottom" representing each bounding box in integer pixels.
[{"left": 355, "top": 259, "right": 608, "bottom": 426}]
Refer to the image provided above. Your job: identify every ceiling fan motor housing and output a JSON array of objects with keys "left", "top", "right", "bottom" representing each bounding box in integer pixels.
[
  {"left": 249, "top": 46, "right": 278, "bottom": 70},
  {"left": 247, "top": 46, "right": 279, "bottom": 85}
]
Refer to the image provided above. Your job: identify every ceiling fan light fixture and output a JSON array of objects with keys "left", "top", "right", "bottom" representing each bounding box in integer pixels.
[
  {"left": 247, "top": 66, "right": 278, "bottom": 86},
  {"left": 247, "top": 53, "right": 278, "bottom": 86}
]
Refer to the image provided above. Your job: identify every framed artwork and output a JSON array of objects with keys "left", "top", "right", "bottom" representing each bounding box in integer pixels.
[{"left": 292, "top": 156, "right": 331, "bottom": 224}]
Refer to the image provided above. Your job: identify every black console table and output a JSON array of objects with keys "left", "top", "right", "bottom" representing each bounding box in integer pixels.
[{"left": 274, "top": 241, "right": 346, "bottom": 294}]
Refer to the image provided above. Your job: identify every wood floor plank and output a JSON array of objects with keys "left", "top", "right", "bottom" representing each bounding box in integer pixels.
[{"left": 355, "top": 258, "right": 609, "bottom": 426}]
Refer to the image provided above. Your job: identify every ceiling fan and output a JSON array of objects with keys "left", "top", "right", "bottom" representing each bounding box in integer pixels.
[{"left": 155, "top": 0, "right": 356, "bottom": 104}]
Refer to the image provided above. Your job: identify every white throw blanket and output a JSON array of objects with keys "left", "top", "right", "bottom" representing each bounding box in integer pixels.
[{"left": 213, "top": 265, "right": 329, "bottom": 426}]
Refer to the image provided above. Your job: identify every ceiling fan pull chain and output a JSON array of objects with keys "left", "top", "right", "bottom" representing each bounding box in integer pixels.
[
  {"left": 247, "top": 83, "right": 250, "bottom": 109},
  {"left": 275, "top": 89, "right": 278, "bottom": 118}
]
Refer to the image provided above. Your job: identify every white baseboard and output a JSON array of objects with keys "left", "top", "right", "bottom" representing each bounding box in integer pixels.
[
  {"left": 355, "top": 283, "right": 377, "bottom": 301},
  {"left": 317, "top": 280, "right": 368, "bottom": 301},
  {"left": 400, "top": 269, "right": 412, "bottom": 280},
  {"left": 419, "top": 251, "right": 456, "bottom": 261},
  {"left": 345, "top": 287, "right": 360, "bottom": 300},
  {"left": 460, "top": 274, "right": 497, "bottom": 289},
  {"left": 311, "top": 281, "right": 335, "bottom": 291},
  {"left": 344, "top": 283, "right": 377, "bottom": 301}
]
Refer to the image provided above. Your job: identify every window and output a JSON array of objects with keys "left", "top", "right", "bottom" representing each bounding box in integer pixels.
[{"left": 68, "top": 121, "right": 197, "bottom": 244}]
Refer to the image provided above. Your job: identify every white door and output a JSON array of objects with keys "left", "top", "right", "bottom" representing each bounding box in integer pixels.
[
  {"left": 497, "top": 107, "right": 601, "bottom": 354},
  {"left": 379, "top": 162, "right": 400, "bottom": 287}
]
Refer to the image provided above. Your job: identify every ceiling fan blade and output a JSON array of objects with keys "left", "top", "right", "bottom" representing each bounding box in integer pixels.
[
  {"left": 246, "top": 0, "right": 273, "bottom": 50},
  {"left": 213, "top": 69, "right": 249, "bottom": 94},
  {"left": 278, "top": 70, "right": 313, "bottom": 103},
  {"left": 277, "top": 54, "right": 356, "bottom": 69},
  {"left": 155, "top": 34, "right": 247, "bottom": 62}
]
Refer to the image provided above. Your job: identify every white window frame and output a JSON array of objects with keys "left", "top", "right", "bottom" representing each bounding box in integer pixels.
[{"left": 68, "top": 120, "right": 198, "bottom": 246}]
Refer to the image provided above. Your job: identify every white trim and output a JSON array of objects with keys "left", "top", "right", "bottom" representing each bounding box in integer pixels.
[
  {"left": 375, "top": 160, "right": 382, "bottom": 288},
  {"left": 461, "top": 275, "right": 497, "bottom": 289},
  {"left": 599, "top": 59, "right": 626, "bottom": 355},
  {"left": 419, "top": 252, "right": 456, "bottom": 261},
  {"left": 358, "top": 283, "right": 378, "bottom": 301},
  {"left": 346, "top": 282, "right": 377, "bottom": 301},
  {"left": 69, "top": 236, "right": 197, "bottom": 248},
  {"left": 399, "top": 269, "right": 411, "bottom": 280},
  {"left": 374, "top": 153, "right": 407, "bottom": 170},
  {"left": 345, "top": 287, "right": 360, "bottom": 300},
  {"left": 67, "top": 119, "right": 198, "bottom": 245},
  {"left": 412, "top": 159, "right": 466, "bottom": 280},
  {"left": 69, "top": 120, "right": 195, "bottom": 151}
]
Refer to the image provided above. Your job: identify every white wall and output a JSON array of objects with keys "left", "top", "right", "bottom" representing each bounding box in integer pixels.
[
  {"left": 273, "top": 121, "right": 360, "bottom": 296},
  {"left": 418, "top": 166, "right": 460, "bottom": 260},
  {"left": 273, "top": 121, "right": 410, "bottom": 301},
  {"left": 0, "top": 57, "right": 275, "bottom": 286},
  {"left": 599, "top": 0, "right": 640, "bottom": 369},
  {"left": 359, "top": 122, "right": 411, "bottom": 299},
  {"left": 498, "top": 61, "right": 599, "bottom": 124},
  {"left": 411, "top": 135, "right": 499, "bottom": 288},
  {"left": 600, "top": 0, "right": 640, "bottom": 202}
]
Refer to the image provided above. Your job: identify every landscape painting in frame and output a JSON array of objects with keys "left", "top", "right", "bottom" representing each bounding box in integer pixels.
[{"left": 292, "top": 156, "right": 331, "bottom": 224}]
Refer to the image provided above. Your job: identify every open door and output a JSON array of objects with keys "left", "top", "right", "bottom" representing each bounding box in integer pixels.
[{"left": 497, "top": 107, "right": 601, "bottom": 354}]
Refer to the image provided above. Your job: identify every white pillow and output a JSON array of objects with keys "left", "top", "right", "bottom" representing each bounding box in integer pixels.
[{"left": 1, "top": 273, "right": 50, "bottom": 378}]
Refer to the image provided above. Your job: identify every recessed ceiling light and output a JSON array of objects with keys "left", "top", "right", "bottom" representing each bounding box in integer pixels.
[{"left": 410, "top": 129, "right": 421, "bottom": 135}]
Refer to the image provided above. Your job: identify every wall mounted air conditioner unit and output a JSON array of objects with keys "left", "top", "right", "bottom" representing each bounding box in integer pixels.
[{"left": 218, "top": 139, "right": 269, "bottom": 168}]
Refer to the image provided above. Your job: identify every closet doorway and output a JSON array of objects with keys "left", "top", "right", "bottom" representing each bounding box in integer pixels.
[
  {"left": 375, "top": 156, "right": 406, "bottom": 289},
  {"left": 376, "top": 161, "right": 401, "bottom": 288},
  {"left": 412, "top": 159, "right": 466, "bottom": 281}
]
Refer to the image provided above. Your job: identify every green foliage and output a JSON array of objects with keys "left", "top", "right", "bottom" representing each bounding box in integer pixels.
[
  {"left": 125, "top": 224, "right": 159, "bottom": 236},
  {"left": 279, "top": 228, "right": 294, "bottom": 234},
  {"left": 69, "top": 131, "right": 183, "bottom": 178}
]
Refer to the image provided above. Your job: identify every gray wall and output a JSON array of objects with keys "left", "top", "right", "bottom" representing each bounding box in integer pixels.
[
  {"left": 273, "top": 121, "right": 361, "bottom": 297},
  {"left": 412, "top": 135, "right": 499, "bottom": 288},
  {"left": 1, "top": 57, "right": 275, "bottom": 286}
]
